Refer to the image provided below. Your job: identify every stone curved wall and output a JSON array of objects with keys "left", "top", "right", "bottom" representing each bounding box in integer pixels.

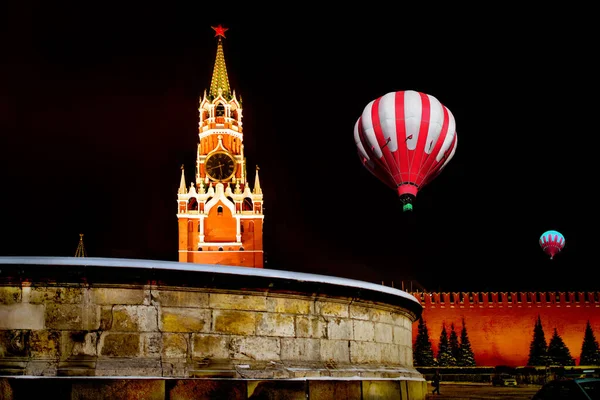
[{"left": 0, "top": 257, "right": 427, "bottom": 399}]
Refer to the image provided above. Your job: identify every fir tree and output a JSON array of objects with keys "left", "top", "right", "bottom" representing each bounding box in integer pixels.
[
  {"left": 579, "top": 320, "right": 600, "bottom": 366},
  {"left": 413, "top": 316, "right": 436, "bottom": 366},
  {"left": 458, "top": 318, "right": 476, "bottom": 366},
  {"left": 449, "top": 323, "right": 460, "bottom": 365},
  {"left": 547, "top": 328, "right": 575, "bottom": 366},
  {"left": 527, "top": 315, "right": 549, "bottom": 366},
  {"left": 437, "top": 323, "right": 457, "bottom": 366}
]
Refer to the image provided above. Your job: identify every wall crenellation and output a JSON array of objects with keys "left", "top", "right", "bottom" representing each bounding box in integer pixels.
[{"left": 410, "top": 291, "right": 600, "bottom": 308}]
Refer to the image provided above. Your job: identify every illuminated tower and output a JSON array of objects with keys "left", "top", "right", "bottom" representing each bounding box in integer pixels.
[{"left": 176, "top": 25, "right": 264, "bottom": 268}]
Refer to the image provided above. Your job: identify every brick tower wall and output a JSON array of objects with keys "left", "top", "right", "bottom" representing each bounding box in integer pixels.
[{"left": 409, "top": 291, "right": 600, "bottom": 367}]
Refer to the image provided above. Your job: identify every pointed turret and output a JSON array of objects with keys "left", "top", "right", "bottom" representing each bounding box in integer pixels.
[
  {"left": 74, "top": 233, "right": 87, "bottom": 257},
  {"left": 178, "top": 165, "right": 187, "bottom": 194},
  {"left": 253, "top": 165, "right": 262, "bottom": 194},
  {"left": 209, "top": 24, "right": 231, "bottom": 100}
]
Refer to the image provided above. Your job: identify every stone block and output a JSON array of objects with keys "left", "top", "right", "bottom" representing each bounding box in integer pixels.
[
  {"left": 350, "top": 341, "right": 380, "bottom": 364},
  {"left": 45, "top": 304, "right": 99, "bottom": 331},
  {"left": 349, "top": 304, "right": 370, "bottom": 320},
  {"left": 406, "top": 379, "right": 428, "bottom": 399},
  {"left": 0, "top": 330, "right": 29, "bottom": 358},
  {"left": 162, "top": 333, "right": 189, "bottom": 358},
  {"left": 99, "top": 332, "right": 140, "bottom": 357},
  {"left": 29, "top": 330, "right": 60, "bottom": 358},
  {"left": 393, "top": 325, "right": 408, "bottom": 345},
  {"left": 192, "top": 334, "right": 231, "bottom": 360},
  {"left": 317, "top": 301, "right": 348, "bottom": 318},
  {"left": 160, "top": 307, "right": 210, "bottom": 333},
  {"left": 399, "top": 345, "right": 411, "bottom": 366},
  {"left": 91, "top": 288, "right": 145, "bottom": 305},
  {"left": 0, "top": 304, "right": 44, "bottom": 329},
  {"left": 0, "top": 287, "right": 21, "bottom": 305},
  {"left": 361, "top": 380, "right": 401, "bottom": 399},
  {"left": 209, "top": 293, "right": 267, "bottom": 311},
  {"left": 256, "top": 313, "right": 295, "bottom": 337},
  {"left": 353, "top": 320, "right": 375, "bottom": 341},
  {"left": 267, "top": 297, "right": 312, "bottom": 314},
  {"left": 60, "top": 331, "right": 98, "bottom": 359},
  {"left": 380, "top": 343, "right": 400, "bottom": 364},
  {"left": 29, "top": 287, "right": 84, "bottom": 304},
  {"left": 141, "top": 333, "right": 162, "bottom": 358},
  {"left": 152, "top": 290, "right": 209, "bottom": 308},
  {"left": 295, "top": 315, "right": 327, "bottom": 339},
  {"left": 374, "top": 322, "right": 393, "bottom": 343},
  {"left": 229, "top": 336, "right": 280, "bottom": 361},
  {"left": 327, "top": 318, "right": 352, "bottom": 340},
  {"left": 111, "top": 305, "right": 158, "bottom": 332},
  {"left": 319, "top": 339, "right": 350, "bottom": 363},
  {"left": 213, "top": 310, "right": 256, "bottom": 335},
  {"left": 370, "top": 308, "right": 395, "bottom": 324},
  {"left": 280, "top": 338, "right": 320, "bottom": 362}
]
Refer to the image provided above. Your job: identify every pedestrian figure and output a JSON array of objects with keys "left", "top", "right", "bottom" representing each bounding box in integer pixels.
[{"left": 432, "top": 369, "right": 441, "bottom": 395}]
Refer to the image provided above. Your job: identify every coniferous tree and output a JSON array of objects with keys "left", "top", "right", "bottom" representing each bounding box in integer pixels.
[
  {"left": 413, "top": 316, "right": 436, "bottom": 366},
  {"left": 547, "top": 328, "right": 575, "bottom": 366},
  {"left": 527, "top": 315, "right": 549, "bottom": 366},
  {"left": 579, "top": 320, "right": 600, "bottom": 366},
  {"left": 449, "top": 323, "right": 460, "bottom": 366},
  {"left": 458, "top": 318, "right": 476, "bottom": 366},
  {"left": 437, "top": 323, "right": 457, "bottom": 366}
]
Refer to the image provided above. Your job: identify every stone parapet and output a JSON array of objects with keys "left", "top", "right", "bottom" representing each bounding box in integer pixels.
[{"left": 0, "top": 257, "right": 423, "bottom": 383}]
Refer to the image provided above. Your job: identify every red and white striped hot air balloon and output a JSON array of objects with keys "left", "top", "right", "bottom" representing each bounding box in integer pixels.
[{"left": 354, "top": 90, "right": 458, "bottom": 212}]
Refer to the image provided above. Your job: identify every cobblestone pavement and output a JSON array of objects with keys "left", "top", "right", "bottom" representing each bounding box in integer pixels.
[{"left": 425, "top": 382, "right": 542, "bottom": 399}]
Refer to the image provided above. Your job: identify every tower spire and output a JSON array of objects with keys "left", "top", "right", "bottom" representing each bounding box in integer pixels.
[
  {"left": 209, "top": 24, "right": 231, "bottom": 99},
  {"left": 74, "top": 233, "right": 87, "bottom": 257},
  {"left": 178, "top": 165, "right": 187, "bottom": 194},
  {"left": 253, "top": 165, "right": 262, "bottom": 194}
]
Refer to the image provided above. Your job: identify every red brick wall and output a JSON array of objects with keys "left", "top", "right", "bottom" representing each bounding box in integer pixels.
[{"left": 410, "top": 291, "right": 600, "bottom": 367}]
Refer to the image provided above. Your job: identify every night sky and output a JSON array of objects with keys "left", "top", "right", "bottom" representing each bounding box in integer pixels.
[{"left": 1, "top": 5, "right": 593, "bottom": 292}]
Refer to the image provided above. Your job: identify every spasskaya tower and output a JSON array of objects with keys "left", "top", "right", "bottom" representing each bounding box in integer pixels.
[{"left": 176, "top": 25, "right": 264, "bottom": 268}]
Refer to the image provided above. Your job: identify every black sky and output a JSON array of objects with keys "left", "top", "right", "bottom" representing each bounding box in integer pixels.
[{"left": 1, "top": 4, "right": 593, "bottom": 292}]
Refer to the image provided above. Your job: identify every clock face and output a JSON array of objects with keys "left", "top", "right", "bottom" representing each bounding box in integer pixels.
[{"left": 205, "top": 152, "right": 236, "bottom": 181}]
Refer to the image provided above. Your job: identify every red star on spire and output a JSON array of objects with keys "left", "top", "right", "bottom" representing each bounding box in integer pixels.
[{"left": 211, "top": 24, "right": 228, "bottom": 38}]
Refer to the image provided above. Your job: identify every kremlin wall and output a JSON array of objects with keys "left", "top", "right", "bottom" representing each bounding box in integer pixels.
[{"left": 409, "top": 290, "right": 600, "bottom": 367}]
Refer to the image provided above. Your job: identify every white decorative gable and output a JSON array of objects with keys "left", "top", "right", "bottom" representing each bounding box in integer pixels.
[{"left": 204, "top": 183, "right": 235, "bottom": 215}]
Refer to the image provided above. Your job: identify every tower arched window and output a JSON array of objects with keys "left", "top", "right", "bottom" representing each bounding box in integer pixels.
[
  {"left": 187, "top": 197, "right": 198, "bottom": 211},
  {"left": 243, "top": 198, "right": 253, "bottom": 211},
  {"left": 216, "top": 104, "right": 225, "bottom": 117},
  {"left": 217, "top": 206, "right": 223, "bottom": 215}
]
